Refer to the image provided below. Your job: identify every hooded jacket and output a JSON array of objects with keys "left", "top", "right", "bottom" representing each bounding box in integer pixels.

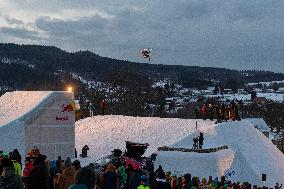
[
  {"left": 11, "top": 160, "right": 22, "bottom": 176},
  {"left": 118, "top": 166, "right": 127, "bottom": 184},
  {"left": 56, "top": 166, "right": 76, "bottom": 189}
]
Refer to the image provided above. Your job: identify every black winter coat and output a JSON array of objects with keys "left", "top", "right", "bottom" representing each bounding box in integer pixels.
[{"left": 29, "top": 163, "right": 49, "bottom": 189}]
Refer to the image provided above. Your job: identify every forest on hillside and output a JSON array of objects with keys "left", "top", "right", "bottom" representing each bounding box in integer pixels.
[{"left": 1, "top": 43, "right": 284, "bottom": 95}]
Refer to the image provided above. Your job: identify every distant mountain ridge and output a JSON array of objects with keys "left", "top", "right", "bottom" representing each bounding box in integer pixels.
[{"left": 0, "top": 43, "right": 284, "bottom": 92}]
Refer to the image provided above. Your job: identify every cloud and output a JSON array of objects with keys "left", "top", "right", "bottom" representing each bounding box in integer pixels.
[
  {"left": 0, "top": 27, "right": 42, "bottom": 41},
  {"left": 4, "top": 16, "right": 24, "bottom": 25},
  {"left": 0, "top": 0, "right": 283, "bottom": 72}
]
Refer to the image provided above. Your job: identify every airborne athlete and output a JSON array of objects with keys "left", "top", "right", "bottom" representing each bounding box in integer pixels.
[{"left": 140, "top": 48, "right": 152, "bottom": 62}]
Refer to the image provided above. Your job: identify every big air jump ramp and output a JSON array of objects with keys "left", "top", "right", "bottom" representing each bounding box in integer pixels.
[{"left": 0, "top": 91, "right": 75, "bottom": 160}]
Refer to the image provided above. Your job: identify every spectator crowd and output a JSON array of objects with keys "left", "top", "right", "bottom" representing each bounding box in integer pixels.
[{"left": 0, "top": 148, "right": 282, "bottom": 189}]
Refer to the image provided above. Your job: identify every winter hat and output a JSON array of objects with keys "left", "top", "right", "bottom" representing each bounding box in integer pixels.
[
  {"left": 202, "top": 177, "right": 207, "bottom": 184},
  {"left": 0, "top": 152, "right": 8, "bottom": 159},
  {"left": 28, "top": 147, "right": 40, "bottom": 158},
  {"left": 65, "top": 157, "right": 72, "bottom": 167}
]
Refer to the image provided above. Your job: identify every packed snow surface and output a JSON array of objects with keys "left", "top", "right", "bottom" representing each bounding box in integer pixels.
[
  {"left": 75, "top": 116, "right": 213, "bottom": 161},
  {"left": 0, "top": 91, "right": 51, "bottom": 127},
  {"left": 76, "top": 116, "right": 284, "bottom": 187}
]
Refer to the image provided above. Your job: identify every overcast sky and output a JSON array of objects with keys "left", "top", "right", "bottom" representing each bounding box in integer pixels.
[{"left": 0, "top": 0, "right": 284, "bottom": 73}]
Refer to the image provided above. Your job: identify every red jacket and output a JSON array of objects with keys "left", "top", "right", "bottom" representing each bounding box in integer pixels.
[
  {"left": 23, "top": 161, "right": 33, "bottom": 177},
  {"left": 100, "top": 100, "right": 106, "bottom": 109}
]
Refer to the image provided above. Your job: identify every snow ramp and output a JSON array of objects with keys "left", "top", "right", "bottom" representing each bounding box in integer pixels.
[
  {"left": 0, "top": 91, "right": 75, "bottom": 160},
  {"left": 76, "top": 116, "right": 284, "bottom": 187},
  {"left": 156, "top": 120, "right": 284, "bottom": 186}
]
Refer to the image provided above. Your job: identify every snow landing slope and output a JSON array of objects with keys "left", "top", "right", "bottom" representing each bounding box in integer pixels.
[
  {"left": 75, "top": 116, "right": 284, "bottom": 187},
  {"left": 158, "top": 120, "right": 284, "bottom": 186}
]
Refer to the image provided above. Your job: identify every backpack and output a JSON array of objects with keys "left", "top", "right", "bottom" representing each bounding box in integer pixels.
[{"left": 0, "top": 176, "right": 16, "bottom": 189}]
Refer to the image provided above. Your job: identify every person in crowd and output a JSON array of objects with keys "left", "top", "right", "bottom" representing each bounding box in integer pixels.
[
  {"left": 200, "top": 177, "right": 210, "bottom": 189},
  {"left": 129, "top": 169, "right": 141, "bottom": 189},
  {"left": 68, "top": 166, "right": 97, "bottom": 189},
  {"left": 50, "top": 159, "right": 58, "bottom": 178},
  {"left": 215, "top": 104, "right": 221, "bottom": 123},
  {"left": 210, "top": 179, "right": 218, "bottom": 189},
  {"left": 11, "top": 158, "right": 22, "bottom": 176},
  {"left": 100, "top": 99, "right": 106, "bottom": 116},
  {"left": 201, "top": 104, "right": 207, "bottom": 120},
  {"left": 73, "top": 160, "right": 81, "bottom": 171},
  {"left": 81, "top": 145, "right": 89, "bottom": 158},
  {"left": 56, "top": 157, "right": 76, "bottom": 189},
  {"left": 29, "top": 154, "right": 49, "bottom": 189},
  {"left": 199, "top": 132, "right": 204, "bottom": 149},
  {"left": 0, "top": 158, "right": 24, "bottom": 189},
  {"left": 177, "top": 177, "right": 183, "bottom": 189},
  {"left": 153, "top": 165, "right": 171, "bottom": 189},
  {"left": 44, "top": 159, "right": 54, "bottom": 189},
  {"left": 208, "top": 103, "right": 214, "bottom": 121},
  {"left": 230, "top": 101, "right": 236, "bottom": 120},
  {"left": 103, "top": 163, "right": 119, "bottom": 189},
  {"left": 194, "top": 106, "right": 200, "bottom": 119},
  {"left": 10, "top": 149, "right": 22, "bottom": 168},
  {"left": 118, "top": 165, "right": 127, "bottom": 189},
  {"left": 171, "top": 175, "right": 177, "bottom": 189},
  {"left": 23, "top": 157, "right": 34, "bottom": 189},
  {"left": 56, "top": 156, "right": 64, "bottom": 174},
  {"left": 207, "top": 176, "right": 213, "bottom": 185},
  {"left": 155, "top": 165, "right": 165, "bottom": 179},
  {"left": 98, "top": 165, "right": 107, "bottom": 189},
  {"left": 218, "top": 176, "right": 226, "bottom": 188},
  {"left": 126, "top": 163, "right": 134, "bottom": 187},
  {"left": 190, "top": 177, "right": 199, "bottom": 189},
  {"left": 181, "top": 173, "right": 191, "bottom": 189},
  {"left": 220, "top": 103, "right": 226, "bottom": 121},
  {"left": 192, "top": 137, "right": 198, "bottom": 150},
  {"left": 154, "top": 173, "right": 171, "bottom": 189}
]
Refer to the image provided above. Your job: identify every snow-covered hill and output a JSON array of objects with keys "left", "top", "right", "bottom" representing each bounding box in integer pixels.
[{"left": 75, "top": 116, "right": 284, "bottom": 187}]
